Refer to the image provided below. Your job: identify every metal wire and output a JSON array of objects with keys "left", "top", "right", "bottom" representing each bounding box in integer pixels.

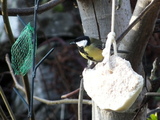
[
  {"left": 29, "top": 0, "right": 55, "bottom": 117},
  {"left": 29, "top": 0, "right": 40, "bottom": 117}
]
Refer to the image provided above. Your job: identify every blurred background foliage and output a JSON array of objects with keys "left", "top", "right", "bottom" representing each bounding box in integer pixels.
[{"left": 0, "top": 0, "right": 160, "bottom": 120}]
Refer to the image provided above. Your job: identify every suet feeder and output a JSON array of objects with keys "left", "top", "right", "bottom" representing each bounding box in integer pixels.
[{"left": 83, "top": 32, "right": 144, "bottom": 111}]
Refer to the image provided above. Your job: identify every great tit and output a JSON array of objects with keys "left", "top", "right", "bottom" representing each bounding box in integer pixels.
[{"left": 71, "top": 36, "right": 104, "bottom": 62}]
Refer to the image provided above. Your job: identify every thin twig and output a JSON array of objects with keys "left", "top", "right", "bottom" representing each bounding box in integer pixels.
[
  {"left": 5, "top": 54, "right": 25, "bottom": 93},
  {"left": 0, "top": 0, "right": 65, "bottom": 16},
  {"left": 1, "top": 0, "right": 15, "bottom": 44},
  {"left": 22, "top": 75, "right": 31, "bottom": 105},
  {"left": 35, "top": 48, "right": 54, "bottom": 71},
  {"left": 78, "top": 78, "right": 84, "bottom": 120},
  {"left": 29, "top": 0, "right": 40, "bottom": 117},
  {"left": 5, "top": 54, "right": 92, "bottom": 109},
  {"left": 147, "top": 107, "right": 160, "bottom": 118},
  {"left": 60, "top": 104, "right": 65, "bottom": 120},
  {"left": 132, "top": 77, "right": 160, "bottom": 120},
  {"left": 61, "top": 88, "right": 79, "bottom": 99},
  {"left": 145, "top": 92, "right": 160, "bottom": 96},
  {"left": 0, "top": 86, "right": 16, "bottom": 120},
  {"left": 13, "top": 88, "right": 29, "bottom": 112},
  {"left": 0, "top": 105, "right": 8, "bottom": 120},
  {"left": 5, "top": 54, "right": 32, "bottom": 119},
  {"left": 34, "top": 96, "right": 92, "bottom": 105}
]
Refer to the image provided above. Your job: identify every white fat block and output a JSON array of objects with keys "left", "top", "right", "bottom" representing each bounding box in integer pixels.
[{"left": 83, "top": 55, "right": 144, "bottom": 111}]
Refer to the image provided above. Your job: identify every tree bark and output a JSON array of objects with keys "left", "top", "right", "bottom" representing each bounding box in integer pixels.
[
  {"left": 76, "top": 0, "right": 160, "bottom": 119},
  {"left": 119, "top": 0, "right": 160, "bottom": 74},
  {"left": 76, "top": 0, "right": 131, "bottom": 43}
]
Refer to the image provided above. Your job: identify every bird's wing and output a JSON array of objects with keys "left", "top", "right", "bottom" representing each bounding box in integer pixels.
[{"left": 90, "top": 38, "right": 103, "bottom": 50}]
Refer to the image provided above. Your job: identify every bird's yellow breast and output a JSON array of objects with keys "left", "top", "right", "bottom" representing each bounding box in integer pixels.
[{"left": 79, "top": 44, "right": 104, "bottom": 62}]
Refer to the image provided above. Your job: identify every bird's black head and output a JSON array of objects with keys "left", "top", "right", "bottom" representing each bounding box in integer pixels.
[{"left": 73, "top": 36, "right": 91, "bottom": 47}]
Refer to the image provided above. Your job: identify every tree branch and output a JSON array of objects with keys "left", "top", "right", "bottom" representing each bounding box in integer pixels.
[
  {"left": 0, "top": 105, "right": 8, "bottom": 120},
  {"left": 0, "top": 0, "right": 65, "bottom": 16},
  {"left": 0, "top": 86, "right": 16, "bottom": 120},
  {"left": 5, "top": 54, "right": 91, "bottom": 107},
  {"left": 5, "top": 54, "right": 25, "bottom": 93},
  {"left": 34, "top": 96, "right": 92, "bottom": 105},
  {"left": 118, "top": 0, "right": 160, "bottom": 74},
  {"left": 117, "top": 0, "right": 160, "bottom": 45},
  {"left": 61, "top": 88, "right": 79, "bottom": 98},
  {"left": 78, "top": 78, "right": 84, "bottom": 120},
  {"left": 1, "top": 0, "right": 14, "bottom": 44}
]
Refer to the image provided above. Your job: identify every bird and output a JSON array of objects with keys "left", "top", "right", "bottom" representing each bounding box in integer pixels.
[{"left": 71, "top": 36, "right": 104, "bottom": 62}]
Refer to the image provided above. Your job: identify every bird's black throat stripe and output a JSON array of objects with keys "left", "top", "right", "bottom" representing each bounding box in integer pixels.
[
  {"left": 78, "top": 47, "right": 87, "bottom": 54},
  {"left": 78, "top": 47, "right": 95, "bottom": 61}
]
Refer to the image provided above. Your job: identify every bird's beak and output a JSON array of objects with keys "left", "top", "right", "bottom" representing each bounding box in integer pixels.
[{"left": 70, "top": 41, "right": 76, "bottom": 45}]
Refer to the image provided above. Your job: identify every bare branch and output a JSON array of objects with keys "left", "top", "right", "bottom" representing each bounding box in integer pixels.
[
  {"left": 145, "top": 92, "right": 160, "bottom": 96},
  {"left": 117, "top": 0, "right": 160, "bottom": 45},
  {"left": 0, "top": 106, "right": 8, "bottom": 120},
  {"left": 1, "top": 0, "right": 14, "bottom": 44},
  {"left": 0, "top": 0, "right": 65, "bottom": 16},
  {"left": 0, "top": 86, "right": 16, "bottom": 120},
  {"left": 5, "top": 54, "right": 25, "bottom": 93},
  {"left": 78, "top": 78, "right": 84, "bottom": 120},
  {"left": 61, "top": 88, "right": 79, "bottom": 99},
  {"left": 34, "top": 96, "right": 92, "bottom": 105},
  {"left": 118, "top": 0, "right": 160, "bottom": 74},
  {"left": 147, "top": 107, "right": 160, "bottom": 118},
  {"left": 5, "top": 54, "right": 91, "bottom": 107}
]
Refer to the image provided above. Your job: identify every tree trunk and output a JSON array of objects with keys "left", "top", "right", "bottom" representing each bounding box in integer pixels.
[
  {"left": 76, "top": 0, "right": 131, "bottom": 42},
  {"left": 76, "top": 0, "right": 160, "bottom": 119}
]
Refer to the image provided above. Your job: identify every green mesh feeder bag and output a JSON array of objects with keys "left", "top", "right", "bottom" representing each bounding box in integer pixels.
[{"left": 11, "top": 23, "right": 34, "bottom": 76}]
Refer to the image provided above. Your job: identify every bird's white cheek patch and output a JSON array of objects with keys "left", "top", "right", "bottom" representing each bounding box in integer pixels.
[{"left": 76, "top": 40, "right": 87, "bottom": 47}]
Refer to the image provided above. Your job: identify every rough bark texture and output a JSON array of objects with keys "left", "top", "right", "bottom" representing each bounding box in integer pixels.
[
  {"left": 77, "top": 0, "right": 160, "bottom": 119},
  {"left": 76, "top": 0, "right": 131, "bottom": 43},
  {"left": 118, "top": 1, "right": 160, "bottom": 119},
  {"left": 119, "top": 0, "right": 160, "bottom": 74}
]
